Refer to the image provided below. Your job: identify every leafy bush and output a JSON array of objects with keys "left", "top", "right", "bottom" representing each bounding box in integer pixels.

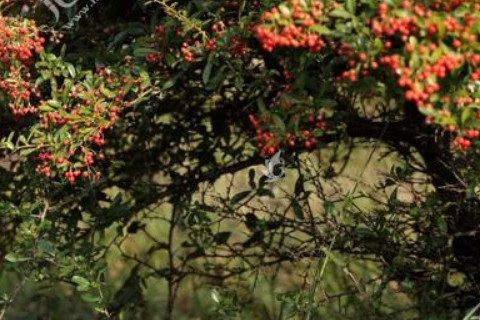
[{"left": 0, "top": 0, "right": 480, "bottom": 319}]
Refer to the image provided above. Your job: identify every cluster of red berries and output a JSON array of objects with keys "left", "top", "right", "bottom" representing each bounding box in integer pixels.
[
  {"left": 255, "top": 0, "right": 325, "bottom": 52},
  {"left": 0, "top": 17, "right": 44, "bottom": 65},
  {"left": 64, "top": 170, "right": 81, "bottom": 183},
  {"left": 0, "top": 66, "right": 41, "bottom": 116},
  {"left": 249, "top": 110, "right": 326, "bottom": 157},
  {"left": 177, "top": 21, "right": 247, "bottom": 62},
  {"left": 146, "top": 17, "right": 251, "bottom": 66},
  {"left": 225, "top": 0, "right": 260, "bottom": 10},
  {"left": 229, "top": 36, "right": 248, "bottom": 57},
  {"left": 205, "top": 39, "right": 217, "bottom": 51},
  {"left": 450, "top": 95, "right": 480, "bottom": 150},
  {"left": 211, "top": 21, "right": 226, "bottom": 36},
  {"left": 36, "top": 152, "right": 54, "bottom": 177},
  {"left": 453, "top": 136, "right": 473, "bottom": 151},
  {"left": 36, "top": 147, "right": 104, "bottom": 183},
  {"left": 254, "top": 0, "right": 480, "bottom": 152},
  {"left": 33, "top": 67, "right": 144, "bottom": 183},
  {"left": 180, "top": 41, "right": 198, "bottom": 62},
  {"left": 144, "top": 25, "right": 166, "bottom": 64},
  {"left": 333, "top": 1, "right": 480, "bottom": 151},
  {"left": 62, "top": 151, "right": 101, "bottom": 183},
  {"left": 204, "top": 22, "right": 250, "bottom": 57},
  {"left": 430, "top": 0, "right": 479, "bottom": 11},
  {"left": 0, "top": 17, "right": 44, "bottom": 116},
  {"left": 146, "top": 53, "right": 162, "bottom": 64},
  {"left": 155, "top": 25, "right": 166, "bottom": 37}
]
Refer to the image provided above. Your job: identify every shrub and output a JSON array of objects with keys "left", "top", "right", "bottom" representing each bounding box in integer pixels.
[{"left": 1, "top": 1, "right": 480, "bottom": 319}]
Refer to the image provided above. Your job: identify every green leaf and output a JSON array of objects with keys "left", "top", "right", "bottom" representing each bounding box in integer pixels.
[
  {"left": 294, "top": 176, "right": 303, "bottom": 196},
  {"left": 330, "top": 8, "right": 351, "bottom": 19},
  {"left": 72, "top": 275, "right": 91, "bottom": 288},
  {"left": 205, "top": 66, "right": 226, "bottom": 90},
  {"left": 203, "top": 54, "right": 214, "bottom": 85},
  {"left": 80, "top": 293, "right": 101, "bottom": 304},
  {"left": 292, "top": 200, "right": 304, "bottom": 220},
  {"left": 431, "top": 17, "right": 445, "bottom": 39},
  {"left": 47, "top": 99, "right": 62, "bottom": 109},
  {"left": 346, "top": 0, "right": 356, "bottom": 14},
  {"left": 3, "top": 141, "right": 14, "bottom": 150},
  {"left": 162, "top": 74, "right": 180, "bottom": 90},
  {"left": 4, "top": 253, "right": 30, "bottom": 262},
  {"left": 18, "top": 135, "right": 27, "bottom": 145},
  {"left": 38, "top": 240, "right": 55, "bottom": 255},
  {"left": 310, "top": 25, "right": 333, "bottom": 35},
  {"left": 108, "top": 25, "right": 146, "bottom": 50},
  {"left": 100, "top": 86, "right": 116, "bottom": 99},
  {"left": 373, "top": 38, "right": 383, "bottom": 52},
  {"left": 319, "top": 99, "right": 338, "bottom": 108},
  {"left": 230, "top": 191, "right": 251, "bottom": 205},
  {"left": 65, "top": 63, "right": 76, "bottom": 78},
  {"left": 38, "top": 104, "right": 54, "bottom": 112},
  {"left": 461, "top": 108, "right": 472, "bottom": 125},
  {"left": 19, "top": 148, "right": 35, "bottom": 156},
  {"left": 324, "top": 201, "right": 335, "bottom": 217},
  {"left": 139, "top": 70, "right": 150, "bottom": 86},
  {"left": 436, "top": 216, "right": 447, "bottom": 233},
  {"left": 165, "top": 53, "right": 177, "bottom": 66},
  {"left": 56, "top": 125, "right": 70, "bottom": 142},
  {"left": 211, "top": 289, "right": 220, "bottom": 303},
  {"left": 313, "top": 129, "right": 324, "bottom": 137},
  {"left": 271, "top": 114, "right": 286, "bottom": 133},
  {"left": 133, "top": 47, "right": 157, "bottom": 58},
  {"left": 257, "top": 98, "right": 268, "bottom": 114},
  {"left": 410, "top": 51, "right": 420, "bottom": 69}
]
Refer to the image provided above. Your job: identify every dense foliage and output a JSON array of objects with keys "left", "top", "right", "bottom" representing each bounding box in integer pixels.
[{"left": 1, "top": 0, "right": 480, "bottom": 319}]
